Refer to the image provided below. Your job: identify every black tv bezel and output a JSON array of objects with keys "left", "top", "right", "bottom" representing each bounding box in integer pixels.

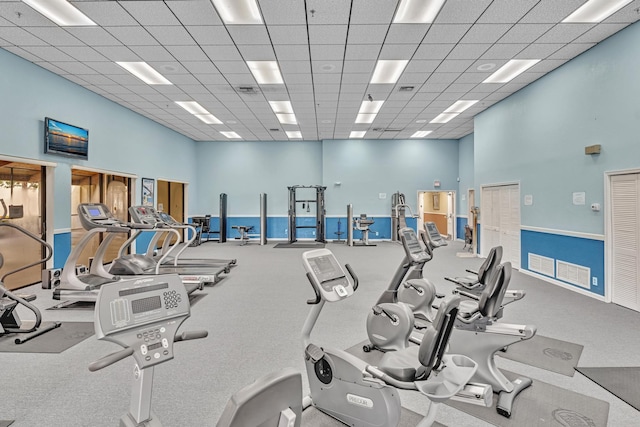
[{"left": 44, "top": 117, "right": 89, "bottom": 161}]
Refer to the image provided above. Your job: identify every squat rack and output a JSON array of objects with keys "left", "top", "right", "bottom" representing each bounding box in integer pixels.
[{"left": 287, "top": 185, "right": 326, "bottom": 244}]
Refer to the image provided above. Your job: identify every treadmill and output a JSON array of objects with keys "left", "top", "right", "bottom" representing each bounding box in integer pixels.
[
  {"left": 129, "top": 206, "right": 236, "bottom": 269},
  {"left": 107, "top": 206, "right": 227, "bottom": 285},
  {"left": 53, "top": 203, "right": 204, "bottom": 303}
]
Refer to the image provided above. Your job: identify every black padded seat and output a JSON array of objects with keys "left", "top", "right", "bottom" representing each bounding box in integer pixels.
[{"left": 378, "top": 345, "right": 420, "bottom": 382}]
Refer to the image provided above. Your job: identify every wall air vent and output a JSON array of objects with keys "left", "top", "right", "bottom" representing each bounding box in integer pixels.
[
  {"left": 528, "top": 253, "right": 554, "bottom": 277},
  {"left": 556, "top": 260, "right": 591, "bottom": 289},
  {"left": 269, "top": 128, "right": 280, "bottom": 132},
  {"left": 236, "top": 86, "right": 260, "bottom": 94},
  {"left": 399, "top": 86, "right": 415, "bottom": 92},
  {"left": 372, "top": 128, "right": 403, "bottom": 132}
]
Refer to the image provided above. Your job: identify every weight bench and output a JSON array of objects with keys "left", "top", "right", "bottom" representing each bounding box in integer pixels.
[{"left": 232, "top": 225, "right": 254, "bottom": 245}]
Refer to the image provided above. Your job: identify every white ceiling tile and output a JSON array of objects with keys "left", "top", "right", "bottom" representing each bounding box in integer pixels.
[
  {"left": 146, "top": 26, "right": 195, "bottom": 46},
  {"left": 308, "top": 25, "right": 348, "bottom": 45},
  {"left": 310, "top": 44, "right": 345, "bottom": 60},
  {"left": 237, "top": 44, "right": 276, "bottom": 61},
  {"left": 396, "top": 72, "right": 429, "bottom": 85},
  {"left": 105, "top": 26, "right": 157, "bottom": 46},
  {"left": 65, "top": 27, "right": 122, "bottom": 46},
  {"left": 478, "top": 43, "right": 527, "bottom": 60},
  {"left": 347, "top": 25, "right": 388, "bottom": 45},
  {"left": 274, "top": 44, "right": 310, "bottom": 61},
  {"left": 311, "top": 60, "right": 343, "bottom": 74},
  {"left": 306, "top": 0, "right": 351, "bottom": 25},
  {"left": 386, "top": 24, "right": 430, "bottom": 44},
  {"left": 447, "top": 44, "right": 491, "bottom": 60},
  {"left": 436, "top": 0, "right": 493, "bottom": 24},
  {"left": 603, "top": 1, "right": 640, "bottom": 23},
  {"left": 50, "top": 61, "right": 101, "bottom": 75},
  {"left": 547, "top": 43, "right": 596, "bottom": 60},
  {"left": 460, "top": 23, "right": 512, "bottom": 44},
  {"left": 24, "top": 27, "right": 83, "bottom": 46},
  {"left": 477, "top": 0, "right": 539, "bottom": 23},
  {"left": 186, "top": 26, "right": 234, "bottom": 45},
  {"left": 268, "top": 25, "right": 309, "bottom": 45},
  {"left": 21, "top": 46, "right": 74, "bottom": 62},
  {"left": 227, "top": 26, "right": 271, "bottom": 45},
  {"left": 165, "top": 45, "right": 210, "bottom": 61},
  {"left": 573, "top": 23, "right": 631, "bottom": 43},
  {"left": 423, "top": 24, "right": 472, "bottom": 44},
  {"left": 166, "top": 0, "right": 222, "bottom": 26},
  {"left": 128, "top": 45, "right": 174, "bottom": 62},
  {"left": 86, "top": 61, "right": 128, "bottom": 75},
  {"left": 351, "top": 0, "right": 398, "bottom": 24},
  {"left": 0, "top": 27, "right": 48, "bottom": 46},
  {"left": 58, "top": 46, "right": 106, "bottom": 62},
  {"left": 498, "top": 23, "right": 555, "bottom": 43},
  {"left": 280, "top": 61, "right": 312, "bottom": 74},
  {"left": 436, "top": 59, "right": 474, "bottom": 72},
  {"left": 517, "top": 43, "right": 563, "bottom": 58},
  {"left": 345, "top": 44, "right": 381, "bottom": 60},
  {"left": 201, "top": 45, "right": 243, "bottom": 61},
  {"left": 284, "top": 73, "right": 312, "bottom": 85},
  {"left": 194, "top": 73, "right": 229, "bottom": 84},
  {"left": 119, "top": 1, "right": 182, "bottom": 26},
  {"left": 529, "top": 59, "right": 569, "bottom": 73},
  {"left": 258, "top": 0, "right": 307, "bottom": 25},
  {"left": 0, "top": 2, "right": 57, "bottom": 27},
  {"left": 379, "top": 44, "right": 417, "bottom": 60},
  {"left": 413, "top": 43, "right": 455, "bottom": 60},
  {"left": 343, "top": 60, "right": 376, "bottom": 73},
  {"left": 536, "top": 24, "right": 594, "bottom": 44},
  {"left": 93, "top": 46, "right": 139, "bottom": 62},
  {"left": 312, "top": 73, "right": 341, "bottom": 85},
  {"left": 32, "top": 60, "right": 67, "bottom": 74},
  {"left": 520, "top": 0, "right": 586, "bottom": 24}
]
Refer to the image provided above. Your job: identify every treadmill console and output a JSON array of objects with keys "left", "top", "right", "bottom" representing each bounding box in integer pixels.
[
  {"left": 424, "top": 222, "right": 448, "bottom": 247},
  {"left": 400, "top": 227, "right": 430, "bottom": 263},
  {"left": 78, "top": 203, "right": 128, "bottom": 230},
  {"left": 94, "top": 274, "right": 190, "bottom": 369},
  {"left": 302, "top": 249, "right": 353, "bottom": 302},
  {"left": 130, "top": 205, "right": 163, "bottom": 226}
]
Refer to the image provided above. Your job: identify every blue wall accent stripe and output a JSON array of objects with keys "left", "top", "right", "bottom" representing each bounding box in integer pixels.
[
  {"left": 53, "top": 232, "right": 71, "bottom": 269},
  {"left": 521, "top": 229, "right": 604, "bottom": 296}
]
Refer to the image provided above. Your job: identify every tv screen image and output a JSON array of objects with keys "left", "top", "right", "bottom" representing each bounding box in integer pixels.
[{"left": 44, "top": 117, "right": 88, "bottom": 160}]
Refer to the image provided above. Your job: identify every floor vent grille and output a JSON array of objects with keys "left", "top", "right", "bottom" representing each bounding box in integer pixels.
[
  {"left": 528, "top": 253, "right": 555, "bottom": 277},
  {"left": 556, "top": 260, "right": 591, "bottom": 289}
]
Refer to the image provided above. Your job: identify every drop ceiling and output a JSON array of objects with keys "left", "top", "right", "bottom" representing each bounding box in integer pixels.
[{"left": 0, "top": 0, "right": 638, "bottom": 141}]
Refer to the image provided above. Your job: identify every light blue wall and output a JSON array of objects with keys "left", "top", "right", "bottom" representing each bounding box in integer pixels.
[
  {"left": 0, "top": 48, "right": 198, "bottom": 266},
  {"left": 474, "top": 20, "right": 640, "bottom": 295},
  {"left": 456, "top": 133, "right": 474, "bottom": 239}
]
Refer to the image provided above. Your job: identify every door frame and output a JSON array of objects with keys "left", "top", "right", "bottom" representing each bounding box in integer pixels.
[
  {"left": 417, "top": 189, "right": 456, "bottom": 239},
  {"left": 480, "top": 181, "right": 520, "bottom": 259},
  {"left": 604, "top": 168, "right": 640, "bottom": 304},
  {"left": 468, "top": 188, "right": 477, "bottom": 254},
  {"left": 157, "top": 177, "right": 189, "bottom": 224}
]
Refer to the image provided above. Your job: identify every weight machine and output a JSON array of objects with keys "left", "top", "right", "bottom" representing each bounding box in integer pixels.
[{"left": 287, "top": 185, "right": 326, "bottom": 244}]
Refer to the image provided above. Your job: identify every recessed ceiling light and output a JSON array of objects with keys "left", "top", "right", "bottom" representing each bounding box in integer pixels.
[
  {"left": 563, "top": 0, "right": 632, "bottom": 23},
  {"left": 23, "top": 0, "right": 96, "bottom": 26},
  {"left": 175, "top": 101, "right": 209, "bottom": 115},
  {"left": 268, "top": 100, "right": 294, "bottom": 114},
  {"left": 416, "top": 119, "right": 427, "bottom": 123},
  {"left": 321, "top": 120, "right": 332, "bottom": 124},
  {"left": 477, "top": 63, "right": 496, "bottom": 71},
  {"left": 211, "top": 0, "right": 263, "bottom": 24},
  {"left": 355, "top": 114, "right": 377, "bottom": 124},
  {"left": 220, "top": 131, "right": 241, "bottom": 139},
  {"left": 117, "top": 62, "right": 172, "bottom": 85},
  {"left": 286, "top": 131, "right": 302, "bottom": 139},
  {"left": 411, "top": 130, "right": 432, "bottom": 138},
  {"left": 227, "top": 120, "right": 237, "bottom": 124},
  {"left": 320, "top": 64, "right": 336, "bottom": 72},
  {"left": 247, "top": 61, "right": 284, "bottom": 84},
  {"left": 358, "top": 100, "right": 384, "bottom": 115},
  {"left": 349, "top": 131, "right": 367, "bottom": 138},
  {"left": 370, "top": 60, "right": 409, "bottom": 84},
  {"left": 482, "top": 59, "right": 540, "bottom": 84},
  {"left": 196, "top": 114, "right": 223, "bottom": 125},
  {"left": 276, "top": 113, "right": 297, "bottom": 125},
  {"left": 430, "top": 113, "right": 458, "bottom": 124},
  {"left": 393, "top": 0, "right": 446, "bottom": 24},
  {"left": 444, "top": 100, "right": 478, "bottom": 114}
]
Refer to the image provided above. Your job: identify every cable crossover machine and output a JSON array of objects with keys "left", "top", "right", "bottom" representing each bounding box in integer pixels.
[{"left": 287, "top": 185, "right": 326, "bottom": 244}]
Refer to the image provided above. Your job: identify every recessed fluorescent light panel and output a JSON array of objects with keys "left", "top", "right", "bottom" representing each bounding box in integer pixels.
[
  {"left": 220, "top": 131, "right": 241, "bottom": 139},
  {"left": 393, "top": 0, "right": 446, "bottom": 24},
  {"left": 117, "top": 62, "right": 172, "bottom": 85},
  {"left": 430, "top": 113, "right": 458, "bottom": 124},
  {"left": 411, "top": 130, "right": 432, "bottom": 138},
  {"left": 370, "top": 60, "right": 409, "bottom": 84},
  {"left": 349, "top": 131, "right": 366, "bottom": 138},
  {"left": 175, "top": 101, "right": 222, "bottom": 124},
  {"left": 276, "top": 114, "right": 297, "bottom": 125},
  {"left": 444, "top": 100, "right": 478, "bottom": 114},
  {"left": 247, "top": 61, "right": 284, "bottom": 84},
  {"left": 23, "top": 0, "right": 96, "bottom": 26},
  {"left": 482, "top": 59, "right": 540, "bottom": 84},
  {"left": 358, "top": 100, "right": 384, "bottom": 115},
  {"left": 563, "top": 0, "right": 632, "bottom": 23},
  {"left": 286, "top": 131, "right": 302, "bottom": 139},
  {"left": 196, "top": 114, "right": 223, "bottom": 125},
  {"left": 355, "top": 114, "right": 377, "bottom": 124},
  {"left": 211, "top": 0, "right": 263, "bottom": 24},
  {"left": 268, "top": 101, "right": 294, "bottom": 114}
]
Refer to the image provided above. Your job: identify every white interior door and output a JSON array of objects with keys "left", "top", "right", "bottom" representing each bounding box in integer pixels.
[
  {"left": 610, "top": 174, "right": 640, "bottom": 311},
  {"left": 481, "top": 184, "right": 520, "bottom": 268}
]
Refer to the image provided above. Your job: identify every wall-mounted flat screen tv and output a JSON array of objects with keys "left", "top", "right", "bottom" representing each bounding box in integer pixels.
[{"left": 44, "top": 117, "right": 89, "bottom": 160}]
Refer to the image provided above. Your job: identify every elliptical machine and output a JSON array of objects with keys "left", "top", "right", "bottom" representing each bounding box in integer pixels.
[
  {"left": 0, "top": 201, "right": 62, "bottom": 344},
  {"left": 301, "top": 248, "right": 477, "bottom": 427}
]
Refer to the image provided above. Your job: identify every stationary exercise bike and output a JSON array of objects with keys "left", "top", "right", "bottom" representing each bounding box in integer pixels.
[
  {"left": 91, "top": 273, "right": 305, "bottom": 427},
  {"left": 301, "top": 248, "right": 477, "bottom": 427}
]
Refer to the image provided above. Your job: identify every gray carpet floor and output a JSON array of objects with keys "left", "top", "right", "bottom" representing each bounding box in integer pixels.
[
  {"left": 576, "top": 366, "right": 640, "bottom": 412},
  {"left": 1, "top": 240, "right": 639, "bottom": 426}
]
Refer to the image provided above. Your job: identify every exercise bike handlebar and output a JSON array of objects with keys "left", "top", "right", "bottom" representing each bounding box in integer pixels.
[
  {"left": 89, "top": 330, "right": 208, "bottom": 372},
  {"left": 305, "top": 263, "right": 359, "bottom": 305},
  {"left": 345, "top": 264, "right": 359, "bottom": 291}
]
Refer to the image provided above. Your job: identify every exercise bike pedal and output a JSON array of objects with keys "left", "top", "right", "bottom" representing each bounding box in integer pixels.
[{"left": 305, "top": 343, "right": 325, "bottom": 363}]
